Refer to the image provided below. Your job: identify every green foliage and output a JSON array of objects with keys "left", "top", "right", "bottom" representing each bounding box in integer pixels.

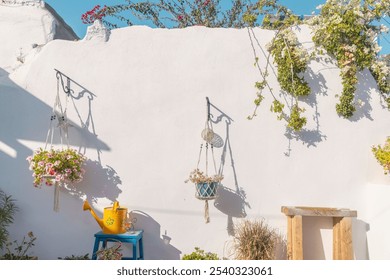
[
  {"left": 83, "top": 0, "right": 390, "bottom": 133},
  {"left": 372, "top": 137, "right": 390, "bottom": 175},
  {"left": 270, "top": 100, "right": 284, "bottom": 120},
  {"left": 1, "top": 232, "right": 37, "bottom": 260},
  {"left": 287, "top": 105, "right": 307, "bottom": 131},
  {"left": 89, "top": 0, "right": 260, "bottom": 29},
  {"left": 268, "top": 29, "right": 311, "bottom": 98},
  {"left": 182, "top": 247, "right": 219, "bottom": 260},
  {"left": 310, "top": 0, "right": 390, "bottom": 117},
  {"left": 95, "top": 242, "right": 123, "bottom": 260},
  {"left": 0, "top": 189, "right": 17, "bottom": 250},
  {"left": 58, "top": 253, "right": 90, "bottom": 260}
]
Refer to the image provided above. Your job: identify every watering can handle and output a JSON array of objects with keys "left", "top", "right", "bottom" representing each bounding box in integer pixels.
[{"left": 113, "top": 201, "right": 119, "bottom": 211}]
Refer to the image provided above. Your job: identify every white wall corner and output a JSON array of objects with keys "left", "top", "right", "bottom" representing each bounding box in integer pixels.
[{"left": 83, "top": 20, "right": 110, "bottom": 42}]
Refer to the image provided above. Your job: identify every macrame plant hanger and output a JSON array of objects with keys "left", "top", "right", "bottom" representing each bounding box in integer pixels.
[
  {"left": 43, "top": 70, "right": 70, "bottom": 212},
  {"left": 195, "top": 97, "right": 220, "bottom": 223}
]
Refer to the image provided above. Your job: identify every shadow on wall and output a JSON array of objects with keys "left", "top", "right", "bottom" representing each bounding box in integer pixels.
[
  {"left": 52, "top": 70, "right": 123, "bottom": 203},
  {"left": 207, "top": 101, "right": 251, "bottom": 236},
  {"left": 0, "top": 67, "right": 116, "bottom": 258},
  {"left": 353, "top": 219, "right": 370, "bottom": 260},
  {"left": 67, "top": 160, "right": 122, "bottom": 203},
  {"left": 130, "top": 210, "right": 181, "bottom": 260},
  {"left": 301, "top": 216, "right": 369, "bottom": 260}
]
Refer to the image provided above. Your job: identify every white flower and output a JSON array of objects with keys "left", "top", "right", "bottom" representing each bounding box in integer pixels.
[{"left": 380, "top": 24, "right": 389, "bottom": 33}]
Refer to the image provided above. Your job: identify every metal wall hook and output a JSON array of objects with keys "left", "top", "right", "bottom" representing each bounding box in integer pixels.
[{"left": 55, "top": 68, "right": 74, "bottom": 97}]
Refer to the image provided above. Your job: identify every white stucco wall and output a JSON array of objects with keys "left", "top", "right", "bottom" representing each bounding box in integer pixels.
[{"left": 1, "top": 7, "right": 390, "bottom": 259}]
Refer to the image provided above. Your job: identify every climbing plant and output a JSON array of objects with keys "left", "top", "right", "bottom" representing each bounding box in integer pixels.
[
  {"left": 247, "top": 1, "right": 310, "bottom": 131},
  {"left": 81, "top": 0, "right": 260, "bottom": 29},
  {"left": 309, "top": 0, "right": 390, "bottom": 117},
  {"left": 82, "top": 0, "right": 390, "bottom": 132}
]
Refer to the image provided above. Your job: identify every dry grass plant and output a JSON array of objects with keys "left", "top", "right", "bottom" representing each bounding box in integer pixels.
[{"left": 233, "top": 219, "right": 277, "bottom": 260}]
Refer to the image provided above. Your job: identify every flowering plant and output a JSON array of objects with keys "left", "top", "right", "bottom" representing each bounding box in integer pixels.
[
  {"left": 372, "top": 137, "right": 390, "bottom": 175},
  {"left": 185, "top": 169, "right": 223, "bottom": 184},
  {"left": 81, "top": 5, "right": 107, "bottom": 24},
  {"left": 27, "top": 148, "right": 87, "bottom": 187},
  {"left": 95, "top": 242, "right": 122, "bottom": 260}
]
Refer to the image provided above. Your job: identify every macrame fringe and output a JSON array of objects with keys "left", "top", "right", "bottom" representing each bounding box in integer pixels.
[
  {"left": 204, "top": 200, "right": 210, "bottom": 223},
  {"left": 54, "top": 182, "right": 60, "bottom": 212}
]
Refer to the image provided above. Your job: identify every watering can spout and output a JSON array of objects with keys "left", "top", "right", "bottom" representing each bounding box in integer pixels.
[{"left": 83, "top": 200, "right": 105, "bottom": 231}]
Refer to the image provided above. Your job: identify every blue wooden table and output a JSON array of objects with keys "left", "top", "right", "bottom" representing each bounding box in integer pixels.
[{"left": 92, "top": 230, "right": 144, "bottom": 260}]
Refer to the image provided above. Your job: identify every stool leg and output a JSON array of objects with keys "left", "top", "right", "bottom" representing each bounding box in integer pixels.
[
  {"left": 92, "top": 238, "right": 101, "bottom": 260},
  {"left": 132, "top": 241, "right": 137, "bottom": 260},
  {"left": 139, "top": 238, "right": 144, "bottom": 260}
]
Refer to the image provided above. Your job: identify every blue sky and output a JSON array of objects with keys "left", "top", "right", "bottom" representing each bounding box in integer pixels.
[{"left": 45, "top": 0, "right": 389, "bottom": 54}]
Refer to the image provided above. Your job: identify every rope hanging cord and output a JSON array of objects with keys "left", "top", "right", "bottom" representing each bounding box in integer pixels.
[
  {"left": 43, "top": 73, "right": 71, "bottom": 212},
  {"left": 45, "top": 75, "right": 70, "bottom": 150}
]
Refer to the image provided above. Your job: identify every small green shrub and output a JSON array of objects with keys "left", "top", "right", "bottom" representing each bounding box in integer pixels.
[
  {"left": 1, "top": 231, "right": 37, "bottom": 260},
  {"left": 372, "top": 137, "right": 390, "bottom": 175},
  {"left": 0, "top": 189, "right": 17, "bottom": 250},
  {"left": 182, "top": 247, "right": 219, "bottom": 260},
  {"left": 58, "top": 253, "right": 90, "bottom": 260}
]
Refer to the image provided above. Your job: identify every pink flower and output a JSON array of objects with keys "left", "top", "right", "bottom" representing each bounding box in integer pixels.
[
  {"left": 26, "top": 156, "right": 32, "bottom": 162},
  {"left": 38, "top": 161, "right": 44, "bottom": 167}
]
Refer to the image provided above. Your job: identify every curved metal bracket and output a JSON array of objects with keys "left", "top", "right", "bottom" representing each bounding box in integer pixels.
[
  {"left": 54, "top": 69, "right": 95, "bottom": 100},
  {"left": 55, "top": 68, "right": 74, "bottom": 98}
]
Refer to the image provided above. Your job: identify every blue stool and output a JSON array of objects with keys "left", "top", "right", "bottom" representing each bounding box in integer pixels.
[{"left": 92, "top": 230, "right": 144, "bottom": 260}]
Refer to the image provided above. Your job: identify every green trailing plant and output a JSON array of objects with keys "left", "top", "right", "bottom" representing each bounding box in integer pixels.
[
  {"left": 1, "top": 231, "right": 37, "bottom": 260},
  {"left": 309, "top": 0, "right": 390, "bottom": 117},
  {"left": 182, "top": 247, "right": 219, "bottom": 260},
  {"left": 0, "top": 189, "right": 17, "bottom": 250},
  {"left": 233, "top": 219, "right": 276, "bottom": 260},
  {"left": 82, "top": 0, "right": 261, "bottom": 29},
  {"left": 82, "top": 0, "right": 390, "bottom": 133},
  {"left": 248, "top": 1, "right": 310, "bottom": 131},
  {"left": 372, "top": 137, "right": 390, "bottom": 175}
]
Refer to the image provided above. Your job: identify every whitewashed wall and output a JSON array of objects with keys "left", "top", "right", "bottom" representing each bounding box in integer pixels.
[{"left": 1, "top": 7, "right": 390, "bottom": 259}]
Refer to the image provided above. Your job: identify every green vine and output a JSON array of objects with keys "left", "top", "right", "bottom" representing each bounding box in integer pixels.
[
  {"left": 372, "top": 137, "right": 390, "bottom": 174},
  {"left": 248, "top": 1, "right": 310, "bottom": 131},
  {"left": 310, "top": 0, "right": 390, "bottom": 118},
  {"left": 84, "top": 0, "right": 389, "bottom": 132}
]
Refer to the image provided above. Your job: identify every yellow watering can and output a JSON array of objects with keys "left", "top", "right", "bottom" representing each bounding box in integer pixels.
[{"left": 83, "top": 200, "right": 128, "bottom": 234}]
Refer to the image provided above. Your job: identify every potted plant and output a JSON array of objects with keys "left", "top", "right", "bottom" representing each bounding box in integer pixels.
[
  {"left": 182, "top": 247, "right": 219, "bottom": 260},
  {"left": 27, "top": 148, "right": 87, "bottom": 187},
  {"left": 95, "top": 242, "right": 122, "bottom": 260},
  {"left": 186, "top": 169, "right": 223, "bottom": 199},
  {"left": 372, "top": 137, "right": 390, "bottom": 175}
]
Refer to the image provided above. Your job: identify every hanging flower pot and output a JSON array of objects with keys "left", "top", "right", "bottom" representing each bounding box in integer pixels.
[
  {"left": 196, "top": 182, "right": 218, "bottom": 199},
  {"left": 27, "top": 148, "right": 86, "bottom": 211},
  {"left": 187, "top": 168, "right": 223, "bottom": 200},
  {"left": 27, "top": 148, "right": 87, "bottom": 187},
  {"left": 186, "top": 168, "right": 223, "bottom": 223}
]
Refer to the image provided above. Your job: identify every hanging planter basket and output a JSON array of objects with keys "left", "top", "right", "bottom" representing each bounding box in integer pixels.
[
  {"left": 195, "top": 182, "right": 218, "bottom": 200},
  {"left": 26, "top": 70, "right": 87, "bottom": 212},
  {"left": 185, "top": 97, "right": 224, "bottom": 223}
]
